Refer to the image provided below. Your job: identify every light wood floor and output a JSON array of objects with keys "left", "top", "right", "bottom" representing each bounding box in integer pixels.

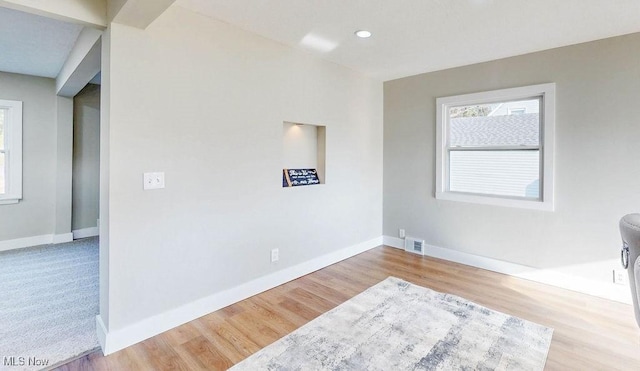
[{"left": 57, "top": 246, "right": 640, "bottom": 370}]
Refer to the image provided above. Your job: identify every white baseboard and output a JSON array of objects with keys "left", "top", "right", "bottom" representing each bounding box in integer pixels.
[
  {"left": 0, "top": 233, "right": 74, "bottom": 252},
  {"left": 73, "top": 227, "right": 99, "bottom": 239},
  {"left": 53, "top": 233, "right": 73, "bottom": 244},
  {"left": 383, "top": 235, "right": 631, "bottom": 304},
  {"left": 0, "top": 235, "right": 53, "bottom": 252},
  {"left": 96, "top": 315, "right": 108, "bottom": 354},
  {"left": 383, "top": 235, "right": 405, "bottom": 249},
  {"left": 100, "top": 236, "right": 383, "bottom": 355}
]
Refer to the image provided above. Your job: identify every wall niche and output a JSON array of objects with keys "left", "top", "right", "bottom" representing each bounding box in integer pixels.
[{"left": 282, "top": 121, "right": 326, "bottom": 187}]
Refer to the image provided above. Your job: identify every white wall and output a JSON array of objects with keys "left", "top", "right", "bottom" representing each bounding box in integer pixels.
[
  {"left": 72, "top": 83, "right": 100, "bottom": 231},
  {"left": 100, "top": 4, "right": 382, "bottom": 340},
  {"left": 384, "top": 32, "right": 640, "bottom": 286},
  {"left": 283, "top": 122, "right": 318, "bottom": 170},
  {"left": 0, "top": 72, "right": 73, "bottom": 245}
]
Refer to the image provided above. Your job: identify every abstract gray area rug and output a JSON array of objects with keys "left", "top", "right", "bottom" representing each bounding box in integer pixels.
[
  {"left": 231, "top": 277, "right": 553, "bottom": 371},
  {"left": 0, "top": 238, "right": 100, "bottom": 371}
]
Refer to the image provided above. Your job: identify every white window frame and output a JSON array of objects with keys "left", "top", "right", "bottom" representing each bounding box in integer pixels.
[
  {"left": 0, "top": 99, "right": 23, "bottom": 205},
  {"left": 435, "top": 83, "right": 555, "bottom": 211}
]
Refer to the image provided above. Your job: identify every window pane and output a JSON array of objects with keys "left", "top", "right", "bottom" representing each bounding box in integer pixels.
[
  {"left": 449, "top": 98, "right": 540, "bottom": 147},
  {"left": 449, "top": 150, "right": 540, "bottom": 199},
  {"left": 0, "top": 108, "right": 5, "bottom": 150},
  {"left": 0, "top": 152, "right": 5, "bottom": 194}
]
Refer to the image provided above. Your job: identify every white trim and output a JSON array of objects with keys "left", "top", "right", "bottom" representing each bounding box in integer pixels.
[
  {"left": 436, "top": 192, "right": 553, "bottom": 211},
  {"left": 0, "top": 99, "right": 23, "bottom": 203},
  {"left": 383, "top": 235, "right": 405, "bottom": 248},
  {"left": 0, "top": 234, "right": 54, "bottom": 252},
  {"left": 73, "top": 226, "right": 99, "bottom": 239},
  {"left": 96, "top": 315, "right": 107, "bottom": 355},
  {"left": 383, "top": 236, "right": 630, "bottom": 304},
  {"left": 53, "top": 233, "right": 73, "bottom": 244},
  {"left": 435, "top": 83, "right": 556, "bottom": 211},
  {"left": 0, "top": 233, "right": 74, "bottom": 252},
  {"left": 99, "top": 236, "right": 383, "bottom": 355}
]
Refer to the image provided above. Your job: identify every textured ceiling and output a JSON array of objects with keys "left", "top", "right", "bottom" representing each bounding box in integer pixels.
[
  {"left": 0, "top": 7, "right": 83, "bottom": 78},
  {"left": 176, "top": 0, "right": 640, "bottom": 81}
]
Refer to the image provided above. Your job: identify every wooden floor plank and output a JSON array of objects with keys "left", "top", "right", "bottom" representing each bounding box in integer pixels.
[
  {"left": 56, "top": 246, "right": 640, "bottom": 370},
  {"left": 179, "top": 335, "right": 234, "bottom": 371},
  {"left": 194, "top": 314, "right": 260, "bottom": 360}
]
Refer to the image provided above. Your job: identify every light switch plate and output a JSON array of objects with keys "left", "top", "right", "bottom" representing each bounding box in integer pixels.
[{"left": 143, "top": 172, "right": 165, "bottom": 190}]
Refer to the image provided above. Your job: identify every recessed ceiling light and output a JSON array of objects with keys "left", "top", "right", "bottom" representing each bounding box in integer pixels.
[{"left": 355, "top": 30, "right": 372, "bottom": 38}]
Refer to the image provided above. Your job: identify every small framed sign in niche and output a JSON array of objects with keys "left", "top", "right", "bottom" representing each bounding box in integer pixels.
[{"left": 282, "top": 121, "right": 326, "bottom": 187}]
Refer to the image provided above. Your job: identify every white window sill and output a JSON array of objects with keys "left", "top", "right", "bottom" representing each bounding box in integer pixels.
[
  {"left": 0, "top": 198, "right": 20, "bottom": 205},
  {"left": 436, "top": 191, "right": 554, "bottom": 211}
]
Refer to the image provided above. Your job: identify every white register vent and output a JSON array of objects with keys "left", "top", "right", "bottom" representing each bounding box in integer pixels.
[{"left": 405, "top": 237, "right": 425, "bottom": 255}]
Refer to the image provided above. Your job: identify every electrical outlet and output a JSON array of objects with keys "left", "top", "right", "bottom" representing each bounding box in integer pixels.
[
  {"left": 399, "top": 229, "right": 406, "bottom": 238},
  {"left": 271, "top": 248, "right": 279, "bottom": 263},
  {"left": 613, "top": 269, "right": 627, "bottom": 285}
]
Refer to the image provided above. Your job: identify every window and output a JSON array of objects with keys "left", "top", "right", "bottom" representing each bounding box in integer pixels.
[
  {"left": 0, "top": 99, "right": 23, "bottom": 204},
  {"left": 435, "top": 84, "right": 555, "bottom": 211}
]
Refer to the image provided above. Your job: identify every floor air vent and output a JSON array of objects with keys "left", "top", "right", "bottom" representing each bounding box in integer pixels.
[{"left": 405, "top": 237, "right": 425, "bottom": 255}]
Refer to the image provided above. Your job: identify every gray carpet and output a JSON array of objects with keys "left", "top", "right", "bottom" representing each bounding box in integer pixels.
[
  {"left": 0, "top": 238, "right": 99, "bottom": 371},
  {"left": 231, "top": 277, "right": 553, "bottom": 371}
]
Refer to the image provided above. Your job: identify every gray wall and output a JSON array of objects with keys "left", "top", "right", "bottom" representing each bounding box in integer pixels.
[
  {"left": 0, "top": 72, "right": 58, "bottom": 241},
  {"left": 54, "top": 95, "right": 73, "bottom": 237},
  {"left": 101, "top": 5, "right": 383, "bottom": 331},
  {"left": 73, "top": 83, "right": 100, "bottom": 231},
  {"left": 384, "top": 32, "right": 640, "bottom": 284}
]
